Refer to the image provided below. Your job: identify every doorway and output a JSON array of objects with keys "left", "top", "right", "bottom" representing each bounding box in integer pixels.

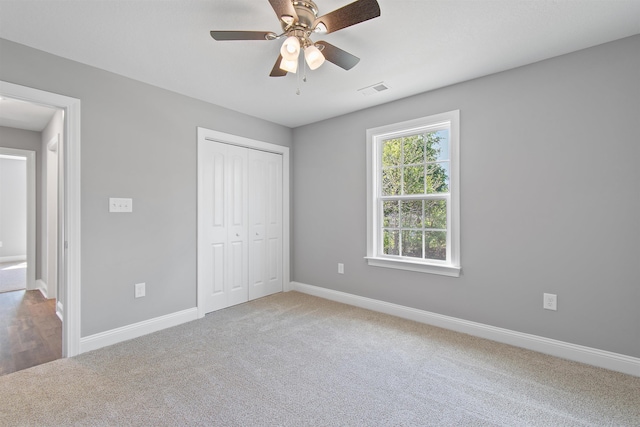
[
  {"left": 0, "top": 114, "right": 62, "bottom": 375},
  {"left": 0, "top": 80, "right": 81, "bottom": 357}
]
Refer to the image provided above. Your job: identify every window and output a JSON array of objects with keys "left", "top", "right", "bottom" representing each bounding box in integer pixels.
[{"left": 366, "top": 110, "right": 460, "bottom": 277}]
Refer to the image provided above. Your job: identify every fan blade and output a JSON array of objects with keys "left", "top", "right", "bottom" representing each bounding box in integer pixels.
[
  {"left": 317, "top": 41, "right": 360, "bottom": 70},
  {"left": 314, "top": 0, "right": 380, "bottom": 34},
  {"left": 210, "top": 31, "right": 276, "bottom": 41},
  {"left": 268, "top": 0, "right": 298, "bottom": 24},
  {"left": 270, "top": 54, "right": 288, "bottom": 77}
]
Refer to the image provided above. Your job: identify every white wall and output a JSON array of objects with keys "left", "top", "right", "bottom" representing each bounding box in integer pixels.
[
  {"left": 41, "top": 109, "right": 63, "bottom": 299},
  {"left": 0, "top": 156, "right": 26, "bottom": 259}
]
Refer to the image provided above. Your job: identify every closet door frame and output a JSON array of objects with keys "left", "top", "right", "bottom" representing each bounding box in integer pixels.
[{"left": 197, "top": 127, "right": 290, "bottom": 319}]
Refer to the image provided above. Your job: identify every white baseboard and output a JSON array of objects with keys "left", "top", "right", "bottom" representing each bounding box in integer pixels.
[
  {"left": 79, "top": 307, "right": 198, "bottom": 354},
  {"left": 56, "top": 301, "right": 64, "bottom": 322},
  {"left": 291, "top": 282, "right": 640, "bottom": 377},
  {"left": 36, "top": 279, "right": 48, "bottom": 299},
  {"left": 0, "top": 255, "right": 26, "bottom": 263}
]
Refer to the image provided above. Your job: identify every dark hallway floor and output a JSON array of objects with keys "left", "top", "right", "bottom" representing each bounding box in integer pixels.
[{"left": 0, "top": 289, "right": 61, "bottom": 375}]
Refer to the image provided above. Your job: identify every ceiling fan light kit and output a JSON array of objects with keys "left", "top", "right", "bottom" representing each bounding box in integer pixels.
[
  {"left": 280, "top": 36, "right": 301, "bottom": 61},
  {"left": 304, "top": 44, "right": 325, "bottom": 70},
  {"left": 278, "top": 33, "right": 322, "bottom": 74},
  {"left": 210, "top": 0, "right": 381, "bottom": 77},
  {"left": 280, "top": 57, "right": 299, "bottom": 73}
]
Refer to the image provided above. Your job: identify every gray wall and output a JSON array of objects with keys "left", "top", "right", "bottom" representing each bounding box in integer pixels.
[
  {"left": 0, "top": 126, "right": 42, "bottom": 273},
  {"left": 292, "top": 35, "right": 640, "bottom": 358},
  {"left": 2, "top": 35, "right": 637, "bottom": 359},
  {"left": 0, "top": 38, "right": 292, "bottom": 336}
]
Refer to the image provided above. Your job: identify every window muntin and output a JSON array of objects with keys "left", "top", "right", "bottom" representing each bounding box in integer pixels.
[{"left": 366, "top": 111, "right": 460, "bottom": 277}]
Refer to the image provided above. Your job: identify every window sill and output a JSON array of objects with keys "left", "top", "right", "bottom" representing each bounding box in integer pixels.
[{"left": 365, "top": 256, "right": 461, "bottom": 277}]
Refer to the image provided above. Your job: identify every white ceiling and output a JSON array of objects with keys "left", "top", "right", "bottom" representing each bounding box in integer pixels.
[
  {"left": 0, "top": 97, "right": 59, "bottom": 131},
  {"left": 0, "top": 0, "right": 639, "bottom": 128}
]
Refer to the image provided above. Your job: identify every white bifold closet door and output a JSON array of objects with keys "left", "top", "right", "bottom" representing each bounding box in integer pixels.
[
  {"left": 248, "top": 149, "right": 283, "bottom": 300},
  {"left": 198, "top": 140, "right": 283, "bottom": 314}
]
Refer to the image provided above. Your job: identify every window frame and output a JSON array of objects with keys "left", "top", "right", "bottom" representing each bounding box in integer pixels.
[{"left": 366, "top": 110, "right": 461, "bottom": 277}]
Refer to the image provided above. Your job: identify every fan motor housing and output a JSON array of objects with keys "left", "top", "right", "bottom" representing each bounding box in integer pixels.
[{"left": 291, "top": 1, "right": 319, "bottom": 29}]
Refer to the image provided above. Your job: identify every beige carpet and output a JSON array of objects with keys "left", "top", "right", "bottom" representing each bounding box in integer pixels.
[
  {"left": 0, "top": 261, "right": 26, "bottom": 293},
  {"left": 1, "top": 291, "right": 638, "bottom": 426}
]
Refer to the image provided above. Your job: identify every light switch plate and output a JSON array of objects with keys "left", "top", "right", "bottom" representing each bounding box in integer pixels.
[{"left": 109, "top": 198, "right": 133, "bottom": 213}]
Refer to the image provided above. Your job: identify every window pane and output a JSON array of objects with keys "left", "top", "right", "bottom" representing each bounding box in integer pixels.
[
  {"left": 424, "top": 200, "right": 447, "bottom": 229},
  {"left": 383, "top": 229, "right": 399, "bottom": 255},
  {"left": 426, "top": 130, "right": 449, "bottom": 162},
  {"left": 382, "top": 167, "right": 401, "bottom": 196},
  {"left": 402, "top": 135, "right": 425, "bottom": 165},
  {"left": 426, "top": 162, "right": 449, "bottom": 193},
  {"left": 425, "top": 231, "right": 446, "bottom": 260},
  {"left": 382, "top": 138, "right": 401, "bottom": 167},
  {"left": 401, "top": 200, "right": 422, "bottom": 228},
  {"left": 383, "top": 200, "right": 399, "bottom": 228},
  {"left": 401, "top": 230, "right": 423, "bottom": 258},
  {"left": 403, "top": 165, "right": 424, "bottom": 195}
]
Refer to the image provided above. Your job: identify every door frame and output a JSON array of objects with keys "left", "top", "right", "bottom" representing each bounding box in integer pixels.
[
  {"left": 0, "top": 147, "right": 35, "bottom": 290},
  {"left": 196, "top": 127, "right": 290, "bottom": 319},
  {"left": 0, "top": 80, "right": 81, "bottom": 357},
  {"left": 45, "top": 133, "right": 60, "bottom": 301}
]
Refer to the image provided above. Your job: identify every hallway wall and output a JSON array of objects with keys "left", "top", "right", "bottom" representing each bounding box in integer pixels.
[{"left": 0, "top": 127, "right": 41, "bottom": 268}]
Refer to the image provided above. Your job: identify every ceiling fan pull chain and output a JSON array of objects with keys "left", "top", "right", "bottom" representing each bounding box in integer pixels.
[
  {"left": 296, "top": 54, "right": 302, "bottom": 95},
  {"left": 303, "top": 53, "right": 308, "bottom": 83}
]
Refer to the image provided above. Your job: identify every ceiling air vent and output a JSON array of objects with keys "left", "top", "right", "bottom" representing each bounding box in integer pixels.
[{"left": 358, "top": 82, "right": 390, "bottom": 96}]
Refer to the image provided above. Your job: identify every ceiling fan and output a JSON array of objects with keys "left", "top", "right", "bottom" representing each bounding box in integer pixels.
[{"left": 210, "top": 0, "right": 381, "bottom": 76}]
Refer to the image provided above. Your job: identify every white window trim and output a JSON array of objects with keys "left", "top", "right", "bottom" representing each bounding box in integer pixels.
[{"left": 366, "top": 110, "right": 461, "bottom": 277}]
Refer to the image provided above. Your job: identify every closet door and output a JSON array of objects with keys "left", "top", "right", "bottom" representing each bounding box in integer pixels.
[
  {"left": 248, "top": 150, "right": 283, "bottom": 300},
  {"left": 198, "top": 141, "right": 248, "bottom": 313}
]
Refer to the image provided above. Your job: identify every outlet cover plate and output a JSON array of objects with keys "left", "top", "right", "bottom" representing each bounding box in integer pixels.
[
  {"left": 135, "top": 282, "right": 146, "bottom": 298},
  {"left": 543, "top": 293, "right": 557, "bottom": 311}
]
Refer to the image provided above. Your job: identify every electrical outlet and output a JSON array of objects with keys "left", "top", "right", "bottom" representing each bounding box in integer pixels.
[
  {"left": 135, "top": 282, "right": 146, "bottom": 298},
  {"left": 543, "top": 293, "right": 557, "bottom": 311},
  {"left": 338, "top": 263, "right": 344, "bottom": 274}
]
